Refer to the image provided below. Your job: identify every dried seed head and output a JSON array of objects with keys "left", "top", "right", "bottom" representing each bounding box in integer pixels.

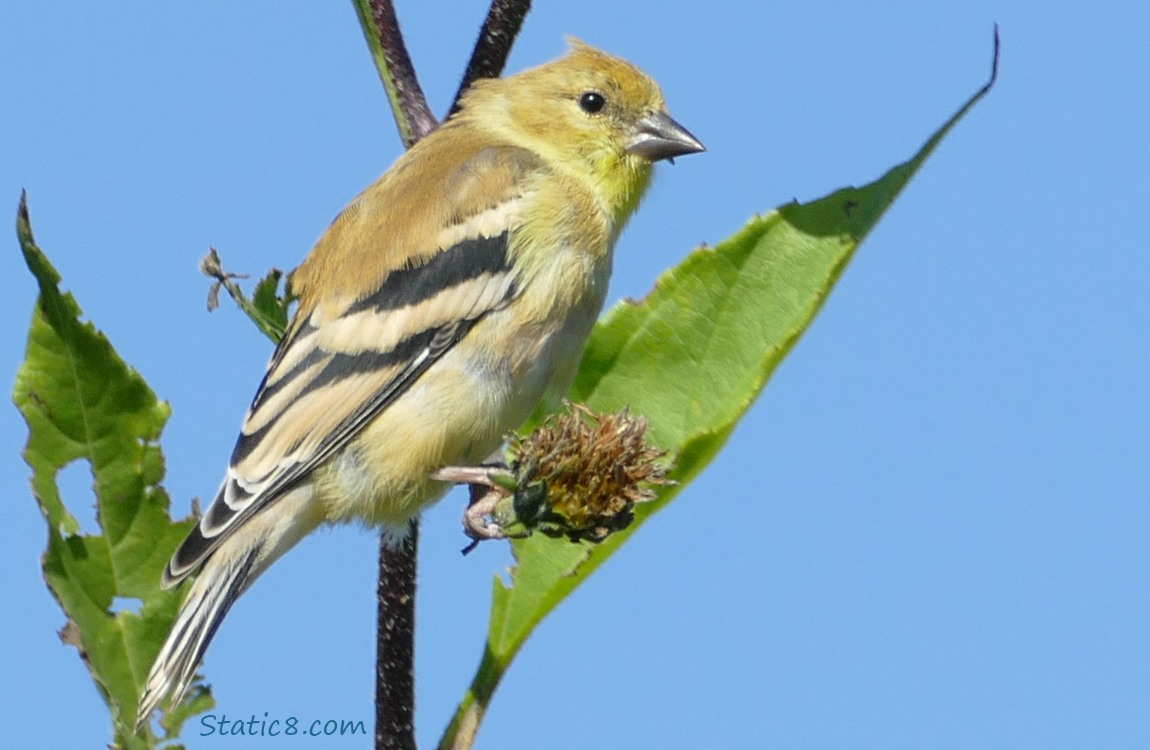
[{"left": 507, "top": 404, "right": 669, "bottom": 542}]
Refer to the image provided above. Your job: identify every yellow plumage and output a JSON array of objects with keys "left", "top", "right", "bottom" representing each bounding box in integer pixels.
[{"left": 137, "top": 39, "right": 702, "bottom": 728}]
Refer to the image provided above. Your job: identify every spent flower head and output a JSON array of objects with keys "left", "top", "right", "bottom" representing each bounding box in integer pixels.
[{"left": 503, "top": 403, "right": 669, "bottom": 542}]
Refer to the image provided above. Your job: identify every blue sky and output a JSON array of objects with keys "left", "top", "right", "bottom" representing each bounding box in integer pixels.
[{"left": 4, "top": 2, "right": 1147, "bottom": 748}]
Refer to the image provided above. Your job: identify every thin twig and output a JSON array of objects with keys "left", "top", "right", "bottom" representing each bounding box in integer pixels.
[
  {"left": 375, "top": 522, "right": 419, "bottom": 750},
  {"left": 352, "top": 0, "right": 439, "bottom": 146},
  {"left": 449, "top": 0, "right": 532, "bottom": 116},
  {"left": 350, "top": 2, "right": 530, "bottom": 748},
  {"left": 351, "top": 3, "right": 437, "bottom": 747}
]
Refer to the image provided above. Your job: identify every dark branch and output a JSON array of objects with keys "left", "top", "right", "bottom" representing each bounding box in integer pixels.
[
  {"left": 449, "top": 0, "right": 532, "bottom": 117},
  {"left": 355, "top": 3, "right": 531, "bottom": 748},
  {"left": 986, "top": 24, "right": 1001, "bottom": 95},
  {"left": 375, "top": 522, "right": 419, "bottom": 750},
  {"left": 362, "top": 0, "right": 438, "bottom": 145}
]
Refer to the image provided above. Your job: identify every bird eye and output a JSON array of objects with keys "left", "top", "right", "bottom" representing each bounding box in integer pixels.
[{"left": 578, "top": 91, "right": 606, "bottom": 114}]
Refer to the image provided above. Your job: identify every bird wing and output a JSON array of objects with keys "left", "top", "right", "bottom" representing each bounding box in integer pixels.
[{"left": 164, "top": 142, "right": 545, "bottom": 585}]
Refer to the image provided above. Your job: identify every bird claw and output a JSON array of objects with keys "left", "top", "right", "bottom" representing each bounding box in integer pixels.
[
  {"left": 463, "top": 489, "right": 505, "bottom": 541},
  {"left": 433, "top": 462, "right": 512, "bottom": 552}
]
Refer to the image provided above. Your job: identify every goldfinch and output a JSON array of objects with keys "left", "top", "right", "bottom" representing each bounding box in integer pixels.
[{"left": 137, "top": 40, "right": 702, "bottom": 726}]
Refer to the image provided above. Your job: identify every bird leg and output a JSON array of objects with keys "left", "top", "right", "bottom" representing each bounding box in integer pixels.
[{"left": 431, "top": 464, "right": 514, "bottom": 546}]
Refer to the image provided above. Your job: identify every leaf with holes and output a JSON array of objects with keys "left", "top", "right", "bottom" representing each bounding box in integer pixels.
[{"left": 12, "top": 194, "right": 211, "bottom": 748}]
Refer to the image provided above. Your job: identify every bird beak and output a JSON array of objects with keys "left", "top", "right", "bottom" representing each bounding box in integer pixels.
[{"left": 626, "top": 111, "right": 705, "bottom": 162}]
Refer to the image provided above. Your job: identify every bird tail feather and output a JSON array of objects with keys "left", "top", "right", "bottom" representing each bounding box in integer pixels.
[{"left": 135, "top": 542, "right": 260, "bottom": 731}]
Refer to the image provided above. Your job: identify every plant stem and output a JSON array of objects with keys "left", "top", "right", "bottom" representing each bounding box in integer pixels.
[
  {"left": 450, "top": 0, "right": 532, "bottom": 116},
  {"left": 375, "top": 522, "right": 419, "bottom": 750},
  {"left": 352, "top": 2, "right": 529, "bottom": 747},
  {"left": 353, "top": 3, "right": 437, "bottom": 747},
  {"left": 352, "top": 0, "right": 438, "bottom": 147}
]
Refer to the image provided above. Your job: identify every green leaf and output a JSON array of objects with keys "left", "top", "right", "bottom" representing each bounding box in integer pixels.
[
  {"left": 441, "top": 49, "right": 997, "bottom": 749},
  {"left": 250, "top": 267, "right": 291, "bottom": 341},
  {"left": 201, "top": 247, "right": 292, "bottom": 344},
  {"left": 13, "top": 193, "right": 213, "bottom": 748}
]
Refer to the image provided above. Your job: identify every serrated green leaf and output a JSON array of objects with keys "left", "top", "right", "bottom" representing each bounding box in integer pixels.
[
  {"left": 202, "top": 247, "right": 293, "bottom": 344},
  {"left": 441, "top": 56, "right": 996, "bottom": 749},
  {"left": 13, "top": 194, "right": 213, "bottom": 748},
  {"left": 249, "top": 267, "right": 291, "bottom": 341}
]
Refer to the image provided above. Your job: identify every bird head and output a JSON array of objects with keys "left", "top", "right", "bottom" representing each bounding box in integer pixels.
[{"left": 458, "top": 40, "right": 704, "bottom": 220}]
